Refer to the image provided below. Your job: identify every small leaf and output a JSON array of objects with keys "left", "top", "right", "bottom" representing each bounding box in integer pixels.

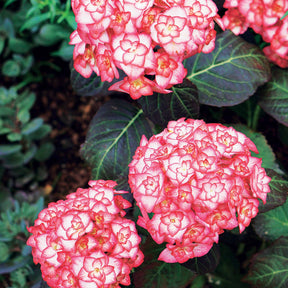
[
  {"left": 253, "top": 199, "right": 288, "bottom": 241},
  {"left": 134, "top": 238, "right": 196, "bottom": 288},
  {"left": 8, "top": 37, "right": 33, "bottom": 54},
  {"left": 0, "top": 107, "right": 14, "bottom": 117},
  {"left": 80, "top": 99, "right": 153, "bottom": 183},
  {"left": 138, "top": 79, "right": 199, "bottom": 127},
  {"left": 21, "top": 118, "right": 43, "bottom": 135},
  {"left": 17, "top": 109, "right": 30, "bottom": 124},
  {"left": 1, "top": 152, "right": 24, "bottom": 168},
  {"left": 258, "top": 67, "right": 288, "bottom": 126},
  {"left": 2, "top": 59, "right": 21, "bottom": 77},
  {"left": 28, "top": 124, "right": 52, "bottom": 140},
  {"left": 23, "top": 144, "right": 37, "bottom": 164},
  {"left": 20, "top": 12, "right": 51, "bottom": 31},
  {"left": 35, "top": 142, "right": 55, "bottom": 161},
  {"left": 16, "top": 91, "right": 36, "bottom": 111},
  {"left": 244, "top": 237, "right": 288, "bottom": 287},
  {"left": 0, "top": 144, "right": 21, "bottom": 156},
  {"left": 34, "top": 24, "right": 71, "bottom": 46},
  {"left": 7, "top": 132, "right": 22, "bottom": 142},
  {"left": 185, "top": 31, "right": 271, "bottom": 107},
  {"left": 258, "top": 169, "right": 288, "bottom": 213}
]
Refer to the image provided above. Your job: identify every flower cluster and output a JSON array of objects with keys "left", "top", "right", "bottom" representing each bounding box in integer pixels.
[
  {"left": 27, "top": 180, "right": 143, "bottom": 288},
  {"left": 69, "top": 0, "right": 223, "bottom": 99},
  {"left": 129, "top": 118, "right": 271, "bottom": 263},
  {"left": 222, "top": 0, "right": 288, "bottom": 68}
]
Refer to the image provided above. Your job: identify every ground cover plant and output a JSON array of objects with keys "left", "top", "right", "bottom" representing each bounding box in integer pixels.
[{"left": 1, "top": 0, "right": 288, "bottom": 287}]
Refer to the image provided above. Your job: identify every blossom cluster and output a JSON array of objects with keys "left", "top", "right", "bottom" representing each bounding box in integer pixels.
[
  {"left": 222, "top": 0, "right": 288, "bottom": 68},
  {"left": 27, "top": 180, "right": 143, "bottom": 288},
  {"left": 129, "top": 118, "right": 271, "bottom": 263},
  {"left": 69, "top": 0, "right": 223, "bottom": 99}
]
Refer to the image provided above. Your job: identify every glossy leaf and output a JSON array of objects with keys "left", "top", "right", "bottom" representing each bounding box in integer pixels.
[
  {"left": 80, "top": 99, "right": 153, "bottom": 184},
  {"left": 134, "top": 239, "right": 196, "bottom": 288},
  {"left": 258, "top": 67, "right": 288, "bottom": 126},
  {"left": 244, "top": 237, "right": 288, "bottom": 287},
  {"left": 138, "top": 79, "right": 199, "bottom": 127},
  {"left": 185, "top": 31, "right": 271, "bottom": 107},
  {"left": 258, "top": 169, "right": 288, "bottom": 213},
  {"left": 253, "top": 199, "right": 288, "bottom": 241}
]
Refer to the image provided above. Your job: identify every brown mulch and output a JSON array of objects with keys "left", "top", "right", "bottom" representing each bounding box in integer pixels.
[{"left": 29, "top": 65, "right": 103, "bottom": 202}]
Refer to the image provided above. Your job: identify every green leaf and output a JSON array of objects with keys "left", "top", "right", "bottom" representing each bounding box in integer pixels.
[
  {"left": 8, "top": 37, "right": 33, "bottom": 54},
  {"left": 34, "top": 24, "right": 71, "bottom": 46},
  {"left": 0, "top": 144, "right": 21, "bottom": 156},
  {"left": 244, "top": 237, "right": 288, "bottom": 287},
  {"left": 231, "top": 124, "right": 279, "bottom": 171},
  {"left": 1, "top": 152, "right": 24, "bottom": 168},
  {"left": 258, "top": 67, "right": 288, "bottom": 126},
  {"left": 28, "top": 124, "right": 52, "bottom": 140},
  {"left": 185, "top": 31, "right": 271, "bottom": 107},
  {"left": 35, "top": 142, "right": 55, "bottom": 161},
  {"left": 134, "top": 239, "right": 196, "bottom": 288},
  {"left": 258, "top": 169, "right": 288, "bottom": 213},
  {"left": 2, "top": 59, "right": 21, "bottom": 77},
  {"left": 138, "top": 79, "right": 199, "bottom": 128},
  {"left": 16, "top": 90, "right": 36, "bottom": 111},
  {"left": 0, "top": 107, "right": 14, "bottom": 117},
  {"left": 253, "top": 199, "right": 288, "bottom": 241},
  {"left": 17, "top": 109, "right": 30, "bottom": 124},
  {"left": 80, "top": 99, "right": 153, "bottom": 183},
  {"left": 21, "top": 118, "right": 43, "bottom": 135},
  {"left": 20, "top": 12, "right": 51, "bottom": 31},
  {"left": 23, "top": 144, "right": 37, "bottom": 164},
  {"left": 7, "top": 132, "right": 22, "bottom": 142}
]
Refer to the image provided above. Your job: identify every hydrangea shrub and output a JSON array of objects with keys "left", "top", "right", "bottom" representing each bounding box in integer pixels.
[{"left": 129, "top": 118, "right": 271, "bottom": 263}]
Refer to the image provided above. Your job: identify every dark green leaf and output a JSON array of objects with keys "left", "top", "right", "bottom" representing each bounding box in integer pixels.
[
  {"left": 181, "top": 244, "right": 220, "bottom": 274},
  {"left": 34, "top": 24, "right": 71, "bottom": 46},
  {"left": 244, "top": 237, "right": 288, "bottom": 287},
  {"left": 8, "top": 37, "right": 33, "bottom": 54},
  {"left": 258, "top": 169, "right": 288, "bottom": 213},
  {"left": 23, "top": 144, "right": 37, "bottom": 164},
  {"left": 70, "top": 65, "right": 125, "bottom": 98},
  {"left": 253, "top": 199, "right": 288, "bottom": 241},
  {"left": 0, "top": 257, "right": 30, "bottom": 275},
  {"left": 231, "top": 124, "right": 279, "bottom": 171},
  {"left": 2, "top": 59, "right": 21, "bottom": 77},
  {"left": 51, "top": 40, "right": 73, "bottom": 61},
  {"left": 0, "top": 107, "right": 14, "bottom": 117},
  {"left": 80, "top": 99, "right": 153, "bottom": 183},
  {"left": 28, "top": 124, "right": 52, "bottom": 140},
  {"left": 0, "top": 144, "right": 21, "bottom": 156},
  {"left": 134, "top": 238, "right": 196, "bottom": 288},
  {"left": 17, "top": 109, "right": 30, "bottom": 124},
  {"left": 35, "top": 142, "right": 55, "bottom": 161},
  {"left": 185, "top": 31, "right": 271, "bottom": 107},
  {"left": 258, "top": 67, "right": 288, "bottom": 126},
  {"left": 21, "top": 118, "right": 43, "bottom": 135},
  {"left": 138, "top": 79, "right": 199, "bottom": 127},
  {"left": 1, "top": 152, "right": 24, "bottom": 168}
]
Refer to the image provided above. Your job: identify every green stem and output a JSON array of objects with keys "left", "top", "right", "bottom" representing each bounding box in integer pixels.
[{"left": 251, "top": 105, "right": 261, "bottom": 131}]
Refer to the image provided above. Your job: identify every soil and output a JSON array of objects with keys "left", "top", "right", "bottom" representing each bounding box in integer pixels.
[{"left": 29, "top": 63, "right": 103, "bottom": 202}]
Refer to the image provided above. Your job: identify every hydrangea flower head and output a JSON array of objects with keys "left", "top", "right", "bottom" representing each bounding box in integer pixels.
[
  {"left": 69, "top": 0, "right": 222, "bottom": 98},
  {"left": 27, "top": 180, "right": 143, "bottom": 288},
  {"left": 129, "top": 118, "right": 271, "bottom": 263},
  {"left": 222, "top": 0, "right": 288, "bottom": 67}
]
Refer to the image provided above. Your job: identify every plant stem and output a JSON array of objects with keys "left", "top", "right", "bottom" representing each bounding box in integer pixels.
[{"left": 251, "top": 105, "right": 261, "bottom": 131}]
